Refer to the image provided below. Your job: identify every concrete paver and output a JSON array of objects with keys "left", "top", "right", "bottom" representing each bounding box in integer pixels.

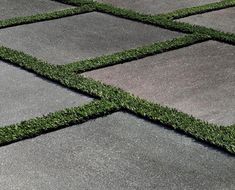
[
  {"left": 0, "top": 0, "right": 72, "bottom": 20},
  {"left": 0, "top": 12, "right": 183, "bottom": 65},
  {"left": 94, "top": 0, "right": 222, "bottom": 14},
  {"left": 83, "top": 41, "right": 235, "bottom": 126},
  {"left": 0, "top": 61, "right": 92, "bottom": 126},
  {"left": 0, "top": 112, "right": 234, "bottom": 190},
  {"left": 179, "top": 7, "right": 235, "bottom": 34}
]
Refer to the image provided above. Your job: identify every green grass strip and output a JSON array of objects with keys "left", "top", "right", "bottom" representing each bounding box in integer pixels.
[
  {"left": 0, "top": 0, "right": 234, "bottom": 154},
  {"left": 0, "top": 41, "right": 234, "bottom": 154},
  {"left": 0, "top": 99, "right": 120, "bottom": 146},
  {"left": 0, "top": 6, "right": 94, "bottom": 29},
  {"left": 122, "top": 96, "right": 235, "bottom": 154},
  {"left": 156, "top": 18, "right": 235, "bottom": 45},
  {"left": 95, "top": 2, "right": 235, "bottom": 44},
  {"left": 162, "top": 0, "right": 235, "bottom": 19},
  {"left": 40, "top": 70, "right": 235, "bottom": 154},
  {"left": 62, "top": 34, "right": 211, "bottom": 72},
  {"left": 52, "top": 0, "right": 235, "bottom": 45}
]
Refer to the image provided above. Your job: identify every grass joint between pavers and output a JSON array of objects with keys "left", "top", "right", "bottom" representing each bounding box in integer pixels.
[{"left": 0, "top": 0, "right": 234, "bottom": 154}]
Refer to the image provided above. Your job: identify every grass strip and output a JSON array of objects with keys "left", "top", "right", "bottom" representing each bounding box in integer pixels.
[
  {"left": 0, "top": 6, "right": 94, "bottom": 29},
  {"left": 62, "top": 34, "right": 211, "bottom": 72},
  {"left": 0, "top": 99, "right": 120, "bottom": 146},
  {"left": 95, "top": 2, "right": 235, "bottom": 44},
  {"left": 0, "top": 0, "right": 233, "bottom": 154},
  {"left": 0, "top": 41, "right": 234, "bottom": 154},
  {"left": 41, "top": 71, "right": 235, "bottom": 154},
  {"left": 122, "top": 96, "right": 235, "bottom": 154},
  {"left": 162, "top": 0, "right": 235, "bottom": 19},
  {"left": 52, "top": 0, "right": 235, "bottom": 44}
]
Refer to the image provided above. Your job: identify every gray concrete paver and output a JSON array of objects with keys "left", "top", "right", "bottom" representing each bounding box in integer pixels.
[
  {"left": 179, "top": 7, "right": 235, "bottom": 34},
  {"left": 0, "top": 12, "right": 183, "bottom": 65},
  {"left": 0, "top": 61, "right": 92, "bottom": 126},
  {"left": 0, "top": 0, "right": 73, "bottom": 20},
  {"left": 83, "top": 41, "right": 235, "bottom": 126},
  {"left": 0, "top": 112, "right": 234, "bottom": 190},
  {"left": 94, "top": 0, "right": 222, "bottom": 14}
]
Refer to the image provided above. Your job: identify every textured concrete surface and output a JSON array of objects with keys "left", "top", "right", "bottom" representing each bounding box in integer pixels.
[
  {"left": 179, "top": 7, "right": 235, "bottom": 34},
  {"left": 0, "top": 61, "right": 92, "bottom": 126},
  {"left": 94, "top": 0, "right": 221, "bottom": 14},
  {"left": 0, "top": 12, "right": 183, "bottom": 65},
  {"left": 0, "top": 0, "right": 72, "bottom": 20},
  {"left": 0, "top": 112, "right": 234, "bottom": 190},
  {"left": 84, "top": 41, "right": 235, "bottom": 126}
]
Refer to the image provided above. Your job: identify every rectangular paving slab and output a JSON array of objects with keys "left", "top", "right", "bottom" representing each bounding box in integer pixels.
[
  {"left": 0, "top": 12, "right": 183, "bottom": 65},
  {"left": 83, "top": 41, "right": 235, "bottom": 126},
  {"left": 94, "top": 0, "right": 222, "bottom": 14},
  {"left": 0, "top": 61, "right": 92, "bottom": 126},
  {"left": 0, "top": 112, "right": 234, "bottom": 190},
  {"left": 179, "top": 7, "right": 235, "bottom": 34},
  {"left": 0, "top": 0, "right": 73, "bottom": 20}
]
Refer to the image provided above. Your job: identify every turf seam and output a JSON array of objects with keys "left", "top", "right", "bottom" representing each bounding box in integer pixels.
[
  {"left": 0, "top": 6, "right": 95, "bottom": 30},
  {"left": 61, "top": 34, "right": 211, "bottom": 72},
  {"left": 0, "top": 0, "right": 234, "bottom": 154},
  {"left": 0, "top": 45, "right": 234, "bottom": 154}
]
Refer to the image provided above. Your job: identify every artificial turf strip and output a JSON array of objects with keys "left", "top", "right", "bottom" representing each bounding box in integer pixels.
[
  {"left": 123, "top": 97, "right": 235, "bottom": 154},
  {"left": 0, "top": 99, "right": 120, "bottom": 147},
  {"left": 0, "top": 0, "right": 234, "bottom": 154},
  {"left": 0, "top": 6, "right": 95, "bottom": 29},
  {"left": 1, "top": 45, "right": 234, "bottom": 154},
  {"left": 54, "top": 0, "right": 235, "bottom": 44},
  {"left": 93, "top": 2, "right": 235, "bottom": 45},
  {"left": 62, "top": 34, "right": 211, "bottom": 73},
  {"left": 161, "top": 0, "right": 235, "bottom": 19}
]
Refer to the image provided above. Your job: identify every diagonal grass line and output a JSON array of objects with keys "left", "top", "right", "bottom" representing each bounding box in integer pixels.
[
  {"left": 0, "top": 6, "right": 95, "bottom": 29},
  {"left": 94, "top": 2, "right": 235, "bottom": 44},
  {"left": 0, "top": 44, "right": 234, "bottom": 154},
  {"left": 53, "top": 0, "right": 235, "bottom": 45},
  {"left": 161, "top": 0, "right": 235, "bottom": 19},
  {"left": 157, "top": 18, "right": 235, "bottom": 45},
  {"left": 122, "top": 96, "right": 235, "bottom": 155},
  {"left": 0, "top": 0, "right": 234, "bottom": 154},
  {"left": 43, "top": 71, "right": 235, "bottom": 154},
  {"left": 61, "top": 34, "right": 211, "bottom": 72},
  {"left": 0, "top": 99, "right": 121, "bottom": 147}
]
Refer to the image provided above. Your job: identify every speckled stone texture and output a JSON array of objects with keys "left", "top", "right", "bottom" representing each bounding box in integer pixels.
[
  {"left": 0, "top": 0, "right": 73, "bottom": 20},
  {"left": 0, "top": 61, "right": 92, "bottom": 126},
  {"left": 83, "top": 41, "right": 235, "bottom": 126},
  {"left": 179, "top": 7, "right": 235, "bottom": 34},
  {"left": 94, "top": 0, "right": 222, "bottom": 14},
  {"left": 0, "top": 12, "right": 183, "bottom": 65},
  {"left": 0, "top": 112, "right": 234, "bottom": 190}
]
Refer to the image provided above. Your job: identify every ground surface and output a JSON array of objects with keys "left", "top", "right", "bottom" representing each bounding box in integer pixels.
[{"left": 0, "top": 0, "right": 234, "bottom": 189}]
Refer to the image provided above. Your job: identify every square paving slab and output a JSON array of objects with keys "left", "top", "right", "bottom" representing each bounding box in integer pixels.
[
  {"left": 94, "top": 0, "right": 221, "bottom": 14},
  {"left": 83, "top": 41, "right": 235, "bottom": 126},
  {"left": 0, "top": 61, "right": 92, "bottom": 126},
  {"left": 0, "top": 12, "right": 182, "bottom": 65},
  {"left": 0, "top": 0, "right": 73, "bottom": 20},
  {"left": 0, "top": 112, "right": 234, "bottom": 190},
  {"left": 179, "top": 7, "right": 235, "bottom": 34}
]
